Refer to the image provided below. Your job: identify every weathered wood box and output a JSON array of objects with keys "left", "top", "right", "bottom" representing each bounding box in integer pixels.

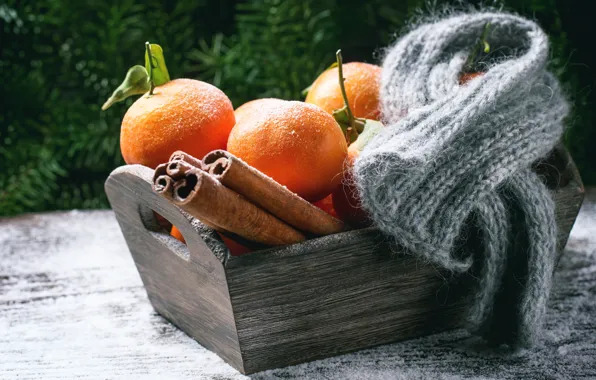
[{"left": 105, "top": 146, "right": 584, "bottom": 375}]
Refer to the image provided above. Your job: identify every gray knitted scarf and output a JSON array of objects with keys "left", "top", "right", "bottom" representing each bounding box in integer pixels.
[{"left": 353, "top": 12, "right": 569, "bottom": 347}]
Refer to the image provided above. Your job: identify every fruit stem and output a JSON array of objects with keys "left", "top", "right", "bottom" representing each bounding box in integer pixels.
[
  {"left": 145, "top": 41, "right": 156, "bottom": 95},
  {"left": 463, "top": 23, "right": 491, "bottom": 73},
  {"left": 336, "top": 50, "right": 355, "bottom": 125},
  {"left": 480, "top": 22, "right": 491, "bottom": 53}
]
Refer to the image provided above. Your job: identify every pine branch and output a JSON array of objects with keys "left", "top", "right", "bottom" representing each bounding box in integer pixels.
[
  {"left": 189, "top": 0, "right": 337, "bottom": 106},
  {"left": 0, "top": 0, "right": 594, "bottom": 217}
]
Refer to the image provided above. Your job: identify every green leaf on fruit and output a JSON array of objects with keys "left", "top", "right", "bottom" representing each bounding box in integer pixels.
[
  {"left": 332, "top": 106, "right": 361, "bottom": 144},
  {"left": 301, "top": 84, "right": 313, "bottom": 97},
  {"left": 350, "top": 119, "right": 384, "bottom": 152},
  {"left": 302, "top": 61, "right": 339, "bottom": 98},
  {"left": 145, "top": 43, "right": 171, "bottom": 86},
  {"left": 101, "top": 65, "right": 150, "bottom": 111}
]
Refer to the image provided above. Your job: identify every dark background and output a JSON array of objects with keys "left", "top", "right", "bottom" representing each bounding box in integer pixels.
[{"left": 1, "top": 0, "right": 594, "bottom": 216}]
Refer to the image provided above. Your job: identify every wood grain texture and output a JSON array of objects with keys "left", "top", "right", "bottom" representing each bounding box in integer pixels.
[
  {"left": 2, "top": 200, "right": 595, "bottom": 379},
  {"left": 548, "top": 146, "right": 585, "bottom": 256},
  {"left": 226, "top": 231, "right": 470, "bottom": 373},
  {"left": 105, "top": 165, "right": 244, "bottom": 372},
  {"left": 0, "top": 210, "right": 248, "bottom": 380},
  {"left": 224, "top": 148, "right": 584, "bottom": 373},
  {"left": 104, "top": 147, "right": 584, "bottom": 375}
]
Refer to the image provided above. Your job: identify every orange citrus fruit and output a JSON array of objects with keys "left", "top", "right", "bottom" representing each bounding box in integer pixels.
[
  {"left": 332, "top": 148, "right": 371, "bottom": 228},
  {"left": 459, "top": 72, "right": 484, "bottom": 85},
  {"left": 217, "top": 233, "right": 252, "bottom": 256},
  {"left": 171, "top": 226, "right": 250, "bottom": 255},
  {"left": 120, "top": 78, "right": 235, "bottom": 169},
  {"left": 305, "top": 62, "right": 382, "bottom": 120},
  {"left": 312, "top": 194, "right": 338, "bottom": 218},
  {"left": 171, "top": 225, "right": 185, "bottom": 243},
  {"left": 234, "top": 98, "right": 285, "bottom": 125},
  {"left": 227, "top": 100, "right": 348, "bottom": 202}
]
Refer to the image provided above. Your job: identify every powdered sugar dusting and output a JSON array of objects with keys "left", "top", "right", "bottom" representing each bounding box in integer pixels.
[
  {"left": 0, "top": 210, "right": 246, "bottom": 379},
  {"left": 1, "top": 192, "right": 595, "bottom": 378}
]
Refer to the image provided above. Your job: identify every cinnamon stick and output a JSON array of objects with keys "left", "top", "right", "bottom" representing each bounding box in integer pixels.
[
  {"left": 153, "top": 173, "right": 174, "bottom": 196},
  {"left": 203, "top": 150, "right": 345, "bottom": 235},
  {"left": 166, "top": 160, "right": 196, "bottom": 179},
  {"left": 152, "top": 163, "right": 169, "bottom": 185},
  {"left": 153, "top": 172, "right": 224, "bottom": 233},
  {"left": 169, "top": 168, "right": 306, "bottom": 246},
  {"left": 168, "top": 151, "right": 204, "bottom": 170}
]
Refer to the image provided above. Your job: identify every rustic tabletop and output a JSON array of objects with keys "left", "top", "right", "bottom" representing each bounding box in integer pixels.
[{"left": 1, "top": 190, "right": 595, "bottom": 380}]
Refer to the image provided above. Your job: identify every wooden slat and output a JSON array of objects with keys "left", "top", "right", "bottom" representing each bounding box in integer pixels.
[
  {"left": 104, "top": 145, "right": 584, "bottom": 374},
  {"left": 105, "top": 165, "right": 244, "bottom": 372}
]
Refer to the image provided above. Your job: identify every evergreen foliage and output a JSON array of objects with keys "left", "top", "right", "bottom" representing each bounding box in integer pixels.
[{"left": 1, "top": 0, "right": 594, "bottom": 216}]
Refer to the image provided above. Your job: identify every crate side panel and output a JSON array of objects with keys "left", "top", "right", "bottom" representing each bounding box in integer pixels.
[
  {"left": 227, "top": 236, "right": 470, "bottom": 374},
  {"left": 105, "top": 165, "right": 244, "bottom": 372}
]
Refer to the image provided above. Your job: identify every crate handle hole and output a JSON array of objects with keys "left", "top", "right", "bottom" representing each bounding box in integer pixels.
[{"left": 138, "top": 206, "right": 190, "bottom": 261}]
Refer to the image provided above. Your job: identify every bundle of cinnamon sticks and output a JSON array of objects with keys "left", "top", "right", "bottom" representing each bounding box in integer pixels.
[{"left": 152, "top": 150, "right": 345, "bottom": 248}]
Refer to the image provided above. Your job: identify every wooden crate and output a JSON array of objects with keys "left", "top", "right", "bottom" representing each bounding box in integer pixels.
[{"left": 104, "top": 146, "right": 584, "bottom": 374}]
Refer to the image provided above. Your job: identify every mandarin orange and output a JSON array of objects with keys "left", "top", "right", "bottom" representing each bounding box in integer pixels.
[
  {"left": 120, "top": 78, "right": 235, "bottom": 169},
  {"left": 234, "top": 98, "right": 285, "bottom": 125},
  {"left": 227, "top": 100, "right": 348, "bottom": 202},
  {"left": 217, "top": 233, "right": 252, "bottom": 256},
  {"left": 305, "top": 62, "right": 382, "bottom": 120},
  {"left": 171, "top": 226, "right": 250, "bottom": 255},
  {"left": 459, "top": 71, "right": 484, "bottom": 85},
  {"left": 170, "top": 225, "right": 185, "bottom": 243},
  {"left": 331, "top": 148, "right": 371, "bottom": 228},
  {"left": 312, "top": 194, "right": 338, "bottom": 218}
]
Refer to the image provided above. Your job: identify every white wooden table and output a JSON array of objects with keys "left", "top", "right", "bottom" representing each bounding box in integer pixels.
[{"left": 1, "top": 191, "right": 595, "bottom": 379}]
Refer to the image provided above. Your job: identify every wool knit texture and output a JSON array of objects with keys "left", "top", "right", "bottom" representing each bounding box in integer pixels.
[{"left": 353, "top": 12, "right": 569, "bottom": 347}]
